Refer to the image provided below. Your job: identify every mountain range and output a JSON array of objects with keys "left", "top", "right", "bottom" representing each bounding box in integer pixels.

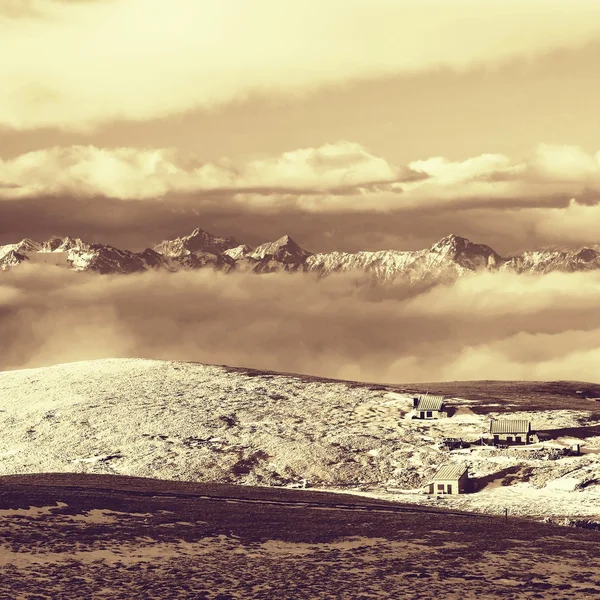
[{"left": 2, "top": 228, "right": 600, "bottom": 283}]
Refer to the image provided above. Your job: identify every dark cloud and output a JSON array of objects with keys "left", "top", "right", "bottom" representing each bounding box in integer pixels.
[{"left": 1, "top": 192, "right": 597, "bottom": 257}]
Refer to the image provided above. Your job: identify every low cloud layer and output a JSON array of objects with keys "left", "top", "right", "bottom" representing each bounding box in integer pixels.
[
  {"left": 3, "top": 0, "right": 600, "bottom": 130},
  {"left": 2, "top": 266, "right": 600, "bottom": 384}
]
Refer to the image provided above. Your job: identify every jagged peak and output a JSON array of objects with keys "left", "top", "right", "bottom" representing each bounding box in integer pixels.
[
  {"left": 247, "top": 234, "right": 312, "bottom": 261},
  {"left": 18, "top": 237, "right": 40, "bottom": 246},
  {"left": 154, "top": 227, "right": 241, "bottom": 257},
  {"left": 431, "top": 233, "right": 471, "bottom": 249},
  {"left": 430, "top": 233, "right": 500, "bottom": 256},
  {"left": 223, "top": 244, "right": 251, "bottom": 260},
  {"left": 41, "top": 235, "right": 90, "bottom": 252},
  {"left": 270, "top": 234, "right": 297, "bottom": 248},
  {"left": 186, "top": 227, "right": 211, "bottom": 239},
  {"left": 184, "top": 227, "right": 239, "bottom": 244},
  {"left": 8, "top": 238, "right": 42, "bottom": 253}
]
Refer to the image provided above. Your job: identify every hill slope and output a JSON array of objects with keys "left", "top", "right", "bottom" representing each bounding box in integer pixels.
[{"left": 1, "top": 359, "right": 600, "bottom": 520}]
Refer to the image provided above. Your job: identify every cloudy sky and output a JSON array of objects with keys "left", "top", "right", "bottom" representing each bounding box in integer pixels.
[
  {"left": 2, "top": 0, "right": 600, "bottom": 253},
  {"left": 2, "top": 1, "right": 600, "bottom": 383}
]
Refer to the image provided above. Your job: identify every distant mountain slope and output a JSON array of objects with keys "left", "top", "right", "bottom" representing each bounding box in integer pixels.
[{"left": 2, "top": 227, "right": 600, "bottom": 282}]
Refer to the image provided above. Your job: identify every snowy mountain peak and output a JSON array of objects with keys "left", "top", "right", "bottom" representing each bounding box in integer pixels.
[
  {"left": 431, "top": 233, "right": 479, "bottom": 253},
  {"left": 0, "top": 237, "right": 41, "bottom": 259},
  {"left": 247, "top": 234, "right": 312, "bottom": 261},
  {"left": 434, "top": 233, "right": 465, "bottom": 245},
  {"left": 41, "top": 236, "right": 91, "bottom": 253},
  {"left": 18, "top": 237, "right": 42, "bottom": 251},
  {"left": 154, "top": 227, "right": 241, "bottom": 258},
  {"left": 223, "top": 244, "right": 252, "bottom": 261},
  {"left": 3, "top": 228, "right": 600, "bottom": 281},
  {"left": 430, "top": 234, "right": 502, "bottom": 269}
]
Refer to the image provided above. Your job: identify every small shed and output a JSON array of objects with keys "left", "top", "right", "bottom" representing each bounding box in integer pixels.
[
  {"left": 489, "top": 419, "right": 532, "bottom": 445},
  {"left": 427, "top": 463, "right": 469, "bottom": 495},
  {"left": 413, "top": 394, "right": 447, "bottom": 419}
]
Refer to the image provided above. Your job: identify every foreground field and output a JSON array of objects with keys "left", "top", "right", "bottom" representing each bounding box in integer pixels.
[
  {"left": 1, "top": 358, "right": 600, "bottom": 521},
  {"left": 0, "top": 473, "right": 599, "bottom": 599}
]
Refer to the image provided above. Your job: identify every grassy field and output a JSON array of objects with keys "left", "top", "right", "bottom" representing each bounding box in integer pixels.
[{"left": 1, "top": 473, "right": 600, "bottom": 599}]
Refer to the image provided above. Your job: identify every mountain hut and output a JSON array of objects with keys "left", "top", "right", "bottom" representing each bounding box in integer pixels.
[
  {"left": 489, "top": 420, "right": 532, "bottom": 445},
  {"left": 413, "top": 394, "right": 447, "bottom": 419},
  {"left": 427, "top": 463, "right": 469, "bottom": 495}
]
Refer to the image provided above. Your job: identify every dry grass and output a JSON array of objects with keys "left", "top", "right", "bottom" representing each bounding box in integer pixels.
[{"left": 1, "top": 474, "right": 600, "bottom": 599}]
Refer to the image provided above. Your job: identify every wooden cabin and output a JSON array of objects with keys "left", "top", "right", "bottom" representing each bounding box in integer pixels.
[
  {"left": 489, "top": 419, "right": 532, "bottom": 445},
  {"left": 427, "top": 463, "right": 469, "bottom": 495},
  {"left": 413, "top": 394, "right": 447, "bottom": 419}
]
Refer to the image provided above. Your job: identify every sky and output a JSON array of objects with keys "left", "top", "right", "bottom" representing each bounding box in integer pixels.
[
  {"left": 2, "top": 1, "right": 600, "bottom": 382},
  {"left": 1, "top": 0, "right": 600, "bottom": 253}
]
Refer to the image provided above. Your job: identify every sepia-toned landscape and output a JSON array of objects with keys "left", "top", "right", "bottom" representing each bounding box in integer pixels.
[
  {"left": 1, "top": 474, "right": 600, "bottom": 599},
  {"left": 3, "top": 0, "right": 600, "bottom": 597}
]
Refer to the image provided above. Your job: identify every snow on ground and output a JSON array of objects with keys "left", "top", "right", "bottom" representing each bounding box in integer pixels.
[{"left": 0, "top": 358, "right": 599, "bottom": 521}]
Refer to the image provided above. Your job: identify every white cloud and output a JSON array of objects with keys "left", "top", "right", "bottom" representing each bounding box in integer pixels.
[
  {"left": 3, "top": 0, "right": 600, "bottom": 130},
  {"left": 4, "top": 142, "right": 600, "bottom": 219},
  {"left": 0, "top": 141, "right": 408, "bottom": 200}
]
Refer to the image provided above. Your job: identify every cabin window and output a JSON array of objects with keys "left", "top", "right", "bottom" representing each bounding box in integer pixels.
[
  {"left": 447, "top": 485, "right": 452, "bottom": 494},
  {"left": 507, "top": 436, "right": 513, "bottom": 442},
  {"left": 515, "top": 436, "right": 522, "bottom": 443},
  {"left": 437, "top": 484, "right": 444, "bottom": 492},
  {"left": 426, "top": 411, "right": 433, "bottom": 418}
]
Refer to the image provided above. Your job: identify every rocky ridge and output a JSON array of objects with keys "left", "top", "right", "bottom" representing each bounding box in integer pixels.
[{"left": 2, "top": 228, "right": 600, "bottom": 282}]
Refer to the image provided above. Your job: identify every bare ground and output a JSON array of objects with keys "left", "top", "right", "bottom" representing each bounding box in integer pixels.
[{"left": 1, "top": 473, "right": 600, "bottom": 600}]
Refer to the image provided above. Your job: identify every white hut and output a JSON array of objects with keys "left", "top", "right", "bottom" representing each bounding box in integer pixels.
[
  {"left": 427, "top": 463, "right": 469, "bottom": 495},
  {"left": 489, "top": 419, "right": 532, "bottom": 445},
  {"left": 413, "top": 394, "right": 447, "bottom": 419}
]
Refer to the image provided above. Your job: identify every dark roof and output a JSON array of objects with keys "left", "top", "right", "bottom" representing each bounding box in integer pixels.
[
  {"left": 489, "top": 419, "right": 531, "bottom": 434},
  {"left": 415, "top": 394, "right": 445, "bottom": 411},
  {"left": 431, "top": 463, "right": 468, "bottom": 481}
]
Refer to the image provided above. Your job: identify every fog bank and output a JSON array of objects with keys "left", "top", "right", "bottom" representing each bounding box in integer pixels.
[{"left": 2, "top": 266, "right": 600, "bottom": 383}]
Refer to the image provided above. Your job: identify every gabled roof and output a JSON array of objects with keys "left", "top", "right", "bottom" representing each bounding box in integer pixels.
[
  {"left": 431, "top": 463, "right": 468, "bottom": 481},
  {"left": 415, "top": 394, "right": 445, "bottom": 411},
  {"left": 489, "top": 419, "right": 531, "bottom": 434}
]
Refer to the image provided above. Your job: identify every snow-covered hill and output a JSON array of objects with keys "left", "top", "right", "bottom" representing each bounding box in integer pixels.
[
  {"left": 3, "top": 227, "right": 600, "bottom": 282},
  {"left": 1, "top": 358, "right": 599, "bottom": 520}
]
